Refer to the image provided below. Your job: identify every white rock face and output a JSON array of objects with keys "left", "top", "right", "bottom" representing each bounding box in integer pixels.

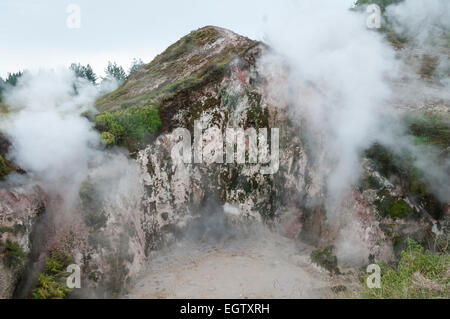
[{"left": 0, "top": 185, "right": 44, "bottom": 298}]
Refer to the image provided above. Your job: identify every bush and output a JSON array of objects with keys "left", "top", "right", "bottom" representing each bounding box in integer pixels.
[
  {"left": 362, "top": 239, "right": 449, "bottom": 299},
  {"left": 2, "top": 240, "right": 27, "bottom": 268},
  {"left": 100, "top": 132, "right": 116, "bottom": 146},
  {"left": 32, "top": 251, "right": 74, "bottom": 299},
  {"left": 95, "top": 104, "right": 161, "bottom": 147}
]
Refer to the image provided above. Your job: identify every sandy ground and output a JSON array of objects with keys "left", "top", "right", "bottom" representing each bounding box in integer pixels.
[{"left": 126, "top": 227, "right": 353, "bottom": 299}]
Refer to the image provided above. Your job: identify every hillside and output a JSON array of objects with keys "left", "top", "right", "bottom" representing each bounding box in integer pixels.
[
  {"left": 0, "top": 23, "right": 448, "bottom": 299},
  {"left": 95, "top": 26, "right": 257, "bottom": 113}
]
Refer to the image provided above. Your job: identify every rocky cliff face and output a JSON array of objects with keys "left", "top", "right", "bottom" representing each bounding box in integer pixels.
[{"left": 0, "top": 26, "right": 448, "bottom": 298}]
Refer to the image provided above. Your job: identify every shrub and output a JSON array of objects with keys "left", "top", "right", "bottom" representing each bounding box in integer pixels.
[
  {"left": 2, "top": 240, "right": 27, "bottom": 268},
  {"left": 100, "top": 131, "right": 116, "bottom": 146},
  {"left": 362, "top": 239, "right": 449, "bottom": 299},
  {"left": 32, "top": 251, "right": 74, "bottom": 299},
  {"left": 95, "top": 104, "right": 161, "bottom": 148}
]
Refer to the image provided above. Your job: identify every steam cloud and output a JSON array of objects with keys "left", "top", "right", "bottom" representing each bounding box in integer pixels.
[{"left": 258, "top": 0, "right": 449, "bottom": 264}]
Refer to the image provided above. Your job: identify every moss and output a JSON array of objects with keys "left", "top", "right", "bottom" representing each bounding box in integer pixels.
[
  {"left": 375, "top": 189, "right": 418, "bottom": 220},
  {"left": 31, "top": 251, "right": 74, "bottom": 299},
  {"left": 311, "top": 246, "right": 340, "bottom": 275},
  {"left": 366, "top": 143, "right": 445, "bottom": 220}
]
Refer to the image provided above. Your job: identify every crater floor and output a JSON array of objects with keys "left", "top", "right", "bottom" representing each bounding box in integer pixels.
[{"left": 126, "top": 228, "right": 354, "bottom": 299}]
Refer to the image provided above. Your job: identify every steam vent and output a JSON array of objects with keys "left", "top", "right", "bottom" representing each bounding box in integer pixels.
[{"left": 0, "top": 1, "right": 449, "bottom": 302}]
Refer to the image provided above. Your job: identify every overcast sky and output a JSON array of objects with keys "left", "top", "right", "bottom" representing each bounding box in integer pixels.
[{"left": 0, "top": 0, "right": 355, "bottom": 78}]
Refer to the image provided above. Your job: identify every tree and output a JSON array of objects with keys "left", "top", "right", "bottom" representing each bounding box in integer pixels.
[
  {"left": 129, "top": 58, "right": 144, "bottom": 75},
  {"left": 70, "top": 63, "right": 97, "bottom": 84},
  {"left": 0, "top": 72, "right": 23, "bottom": 102},
  {"left": 4, "top": 72, "right": 23, "bottom": 86},
  {"left": 0, "top": 77, "right": 4, "bottom": 102},
  {"left": 105, "top": 62, "right": 126, "bottom": 83}
]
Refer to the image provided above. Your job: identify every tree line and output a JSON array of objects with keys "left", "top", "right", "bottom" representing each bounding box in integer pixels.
[{"left": 0, "top": 58, "right": 144, "bottom": 102}]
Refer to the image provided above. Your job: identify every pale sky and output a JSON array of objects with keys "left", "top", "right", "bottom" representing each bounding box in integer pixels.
[
  {"left": 0, "top": 0, "right": 278, "bottom": 78},
  {"left": 0, "top": 0, "right": 355, "bottom": 78}
]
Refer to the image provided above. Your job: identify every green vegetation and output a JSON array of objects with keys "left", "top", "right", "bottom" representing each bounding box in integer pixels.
[
  {"left": 128, "top": 58, "right": 144, "bottom": 75},
  {"left": 3, "top": 71, "right": 23, "bottom": 87},
  {"left": 374, "top": 189, "right": 418, "bottom": 220},
  {"left": 365, "top": 143, "right": 444, "bottom": 220},
  {"left": 105, "top": 61, "right": 127, "bottom": 83},
  {"left": 95, "top": 26, "right": 256, "bottom": 112},
  {"left": 362, "top": 239, "right": 449, "bottom": 299},
  {"left": 100, "top": 131, "right": 116, "bottom": 146},
  {"left": 311, "top": 246, "right": 340, "bottom": 275},
  {"left": 95, "top": 104, "right": 161, "bottom": 149},
  {"left": 0, "top": 71, "right": 23, "bottom": 102},
  {"left": 70, "top": 63, "right": 97, "bottom": 84},
  {"left": 32, "top": 251, "right": 74, "bottom": 299},
  {"left": 406, "top": 112, "right": 450, "bottom": 149},
  {"left": 0, "top": 240, "right": 27, "bottom": 268},
  {"left": 0, "top": 154, "right": 11, "bottom": 179}
]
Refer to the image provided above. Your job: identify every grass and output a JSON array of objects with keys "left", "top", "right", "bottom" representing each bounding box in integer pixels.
[
  {"left": 32, "top": 251, "right": 74, "bottom": 299},
  {"left": 362, "top": 239, "right": 449, "bottom": 299},
  {"left": 95, "top": 26, "right": 256, "bottom": 112}
]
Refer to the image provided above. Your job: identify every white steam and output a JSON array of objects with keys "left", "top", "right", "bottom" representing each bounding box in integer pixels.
[
  {"left": 259, "top": 0, "right": 399, "bottom": 212},
  {"left": 258, "top": 0, "right": 449, "bottom": 265},
  {"left": 386, "top": 0, "right": 450, "bottom": 46},
  {"left": 0, "top": 68, "right": 124, "bottom": 208}
]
